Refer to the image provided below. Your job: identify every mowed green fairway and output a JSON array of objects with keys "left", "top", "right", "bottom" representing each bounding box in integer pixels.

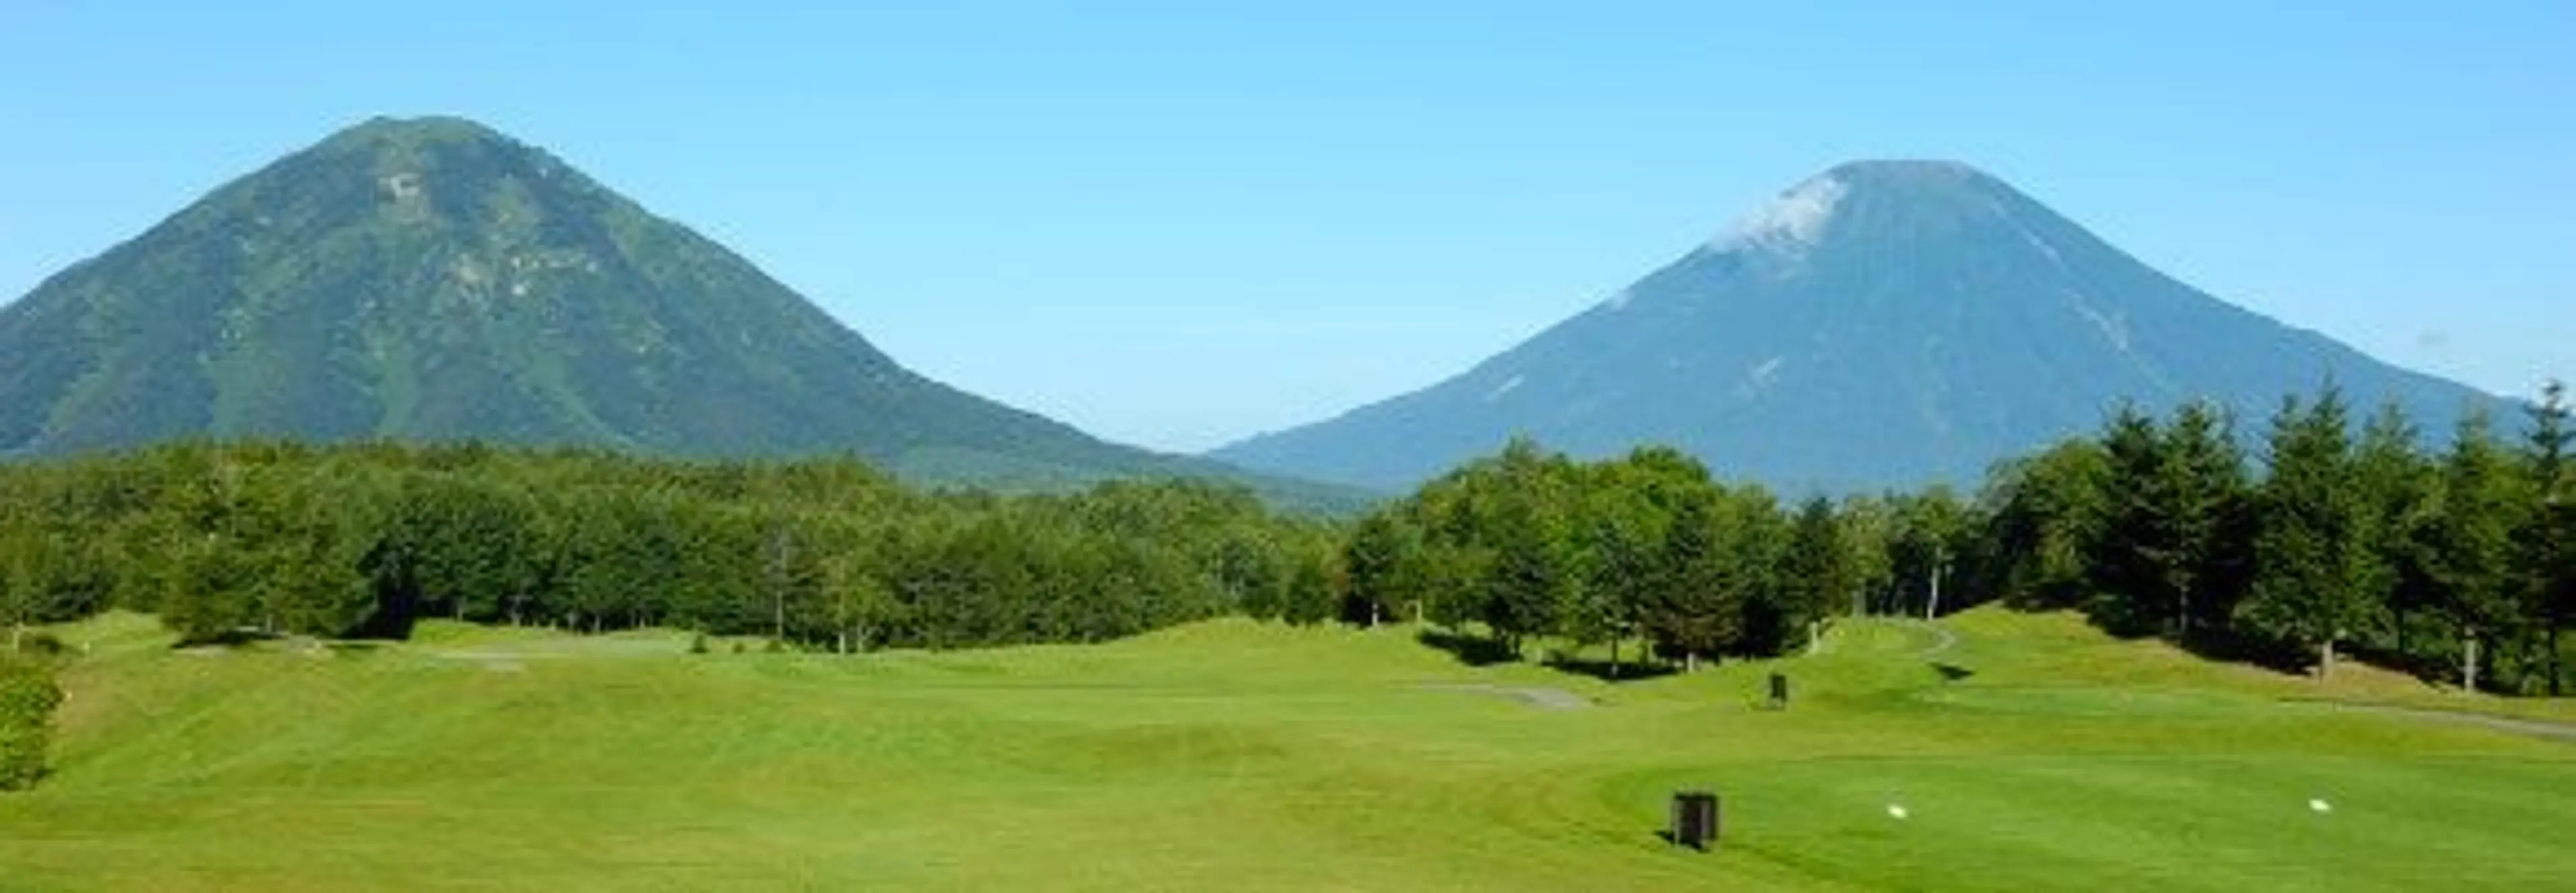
[{"left": 3, "top": 610, "right": 2573, "bottom": 892}]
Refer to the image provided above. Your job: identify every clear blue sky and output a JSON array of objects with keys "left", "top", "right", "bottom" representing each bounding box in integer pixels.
[{"left": 4, "top": 1, "right": 2570, "bottom": 452}]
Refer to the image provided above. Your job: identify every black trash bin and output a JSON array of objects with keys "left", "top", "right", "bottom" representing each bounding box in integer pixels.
[{"left": 1670, "top": 790, "right": 1719, "bottom": 851}]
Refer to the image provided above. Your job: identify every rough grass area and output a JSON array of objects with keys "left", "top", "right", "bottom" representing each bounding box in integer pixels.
[{"left": 1, "top": 609, "right": 2571, "bottom": 892}]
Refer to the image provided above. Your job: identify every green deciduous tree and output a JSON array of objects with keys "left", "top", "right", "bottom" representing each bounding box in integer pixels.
[
  {"left": 1340, "top": 512, "right": 1421, "bottom": 627},
  {"left": 1568, "top": 463, "right": 1663, "bottom": 675},
  {"left": 1890, "top": 485, "right": 1970, "bottom": 621},
  {"left": 1839, "top": 494, "right": 1897, "bottom": 616},
  {"left": 1281, "top": 543, "right": 1340, "bottom": 627},
  {"left": 1477, "top": 441, "right": 1578, "bottom": 657}
]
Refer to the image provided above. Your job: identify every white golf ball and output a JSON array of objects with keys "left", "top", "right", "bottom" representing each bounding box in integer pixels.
[
  {"left": 1886, "top": 804, "right": 1909, "bottom": 819},
  {"left": 2308, "top": 798, "right": 2332, "bottom": 814}
]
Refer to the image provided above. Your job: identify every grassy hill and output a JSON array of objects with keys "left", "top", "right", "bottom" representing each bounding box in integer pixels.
[{"left": 2, "top": 609, "right": 2571, "bottom": 891}]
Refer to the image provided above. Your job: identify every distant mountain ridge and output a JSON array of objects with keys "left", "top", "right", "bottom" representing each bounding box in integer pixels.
[
  {"left": 1212, "top": 160, "right": 2504, "bottom": 493},
  {"left": 0, "top": 116, "right": 1363, "bottom": 510}
]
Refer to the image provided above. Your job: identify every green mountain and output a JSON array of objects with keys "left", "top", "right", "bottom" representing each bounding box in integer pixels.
[
  {"left": 0, "top": 116, "right": 1362, "bottom": 510},
  {"left": 1213, "top": 160, "right": 2506, "bottom": 493}
]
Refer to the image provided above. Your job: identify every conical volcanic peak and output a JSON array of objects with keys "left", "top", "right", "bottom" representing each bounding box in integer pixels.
[
  {"left": 1707, "top": 170, "right": 1849, "bottom": 260},
  {"left": 1688, "top": 158, "right": 2059, "bottom": 284},
  {"left": 0, "top": 117, "right": 1366, "bottom": 509},
  {"left": 0, "top": 115, "right": 912, "bottom": 455},
  {"left": 1822, "top": 158, "right": 1997, "bottom": 189},
  {"left": 170, "top": 114, "right": 625, "bottom": 256},
  {"left": 1213, "top": 161, "right": 2502, "bottom": 493},
  {"left": 302, "top": 115, "right": 521, "bottom": 163},
  {"left": 327, "top": 114, "right": 513, "bottom": 144}
]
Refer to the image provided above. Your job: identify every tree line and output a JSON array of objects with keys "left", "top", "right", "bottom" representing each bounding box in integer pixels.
[
  {"left": 0, "top": 441, "right": 1342, "bottom": 652},
  {"left": 1336, "top": 382, "right": 2573, "bottom": 693},
  {"left": 1981, "top": 382, "right": 2576, "bottom": 694},
  {"left": 3, "top": 381, "right": 2570, "bottom": 696}
]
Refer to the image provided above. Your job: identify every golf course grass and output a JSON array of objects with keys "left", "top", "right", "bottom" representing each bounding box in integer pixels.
[{"left": 1, "top": 608, "right": 2571, "bottom": 891}]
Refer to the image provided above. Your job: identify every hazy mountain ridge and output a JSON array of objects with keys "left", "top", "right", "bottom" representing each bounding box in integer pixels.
[{"left": 1213, "top": 160, "right": 2504, "bottom": 492}]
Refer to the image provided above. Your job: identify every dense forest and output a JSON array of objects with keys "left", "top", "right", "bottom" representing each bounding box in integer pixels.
[{"left": 1, "top": 382, "right": 2571, "bottom": 700}]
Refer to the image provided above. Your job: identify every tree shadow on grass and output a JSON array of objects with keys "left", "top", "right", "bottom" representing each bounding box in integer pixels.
[
  {"left": 1651, "top": 829, "right": 1713, "bottom": 851},
  {"left": 169, "top": 629, "right": 282, "bottom": 649},
  {"left": 1546, "top": 655, "right": 1680, "bottom": 682},
  {"left": 2078, "top": 602, "right": 2317, "bottom": 676},
  {"left": 1415, "top": 628, "right": 1519, "bottom": 666},
  {"left": 1415, "top": 629, "right": 1684, "bottom": 683}
]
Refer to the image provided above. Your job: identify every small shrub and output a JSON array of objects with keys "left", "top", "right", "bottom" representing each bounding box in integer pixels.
[
  {"left": 689, "top": 632, "right": 709, "bottom": 655},
  {"left": 730, "top": 641, "right": 745, "bottom": 654},
  {"left": 0, "top": 658, "right": 63, "bottom": 792}
]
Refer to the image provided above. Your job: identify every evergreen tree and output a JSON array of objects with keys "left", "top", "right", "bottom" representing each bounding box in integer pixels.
[
  {"left": 2516, "top": 380, "right": 2574, "bottom": 694},
  {"left": 1976, "top": 440, "right": 2108, "bottom": 610},
  {"left": 1725, "top": 485, "right": 1793, "bottom": 655},
  {"left": 2351, "top": 402, "right": 2431, "bottom": 662},
  {"left": 2092, "top": 401, "right": 2251, "bottom": 641},
  {"left": 2093, "top": 403, "right": 2167, "bottom": 633},
  {"left": 2241, "top": 386, "right": 2367, "bottom": 676},
  {"left": 1779, "top": 495, "right": 1854, "bottom": 653},
  {"left": 2428, "top": 410, "right": 2524, "bottom": 691},
  {"left": 2162, "top": 401, "right": 2252, "bottom": 641},
  {"left": 1644, "top": 484, "right": 1737, "bottom": 671}
]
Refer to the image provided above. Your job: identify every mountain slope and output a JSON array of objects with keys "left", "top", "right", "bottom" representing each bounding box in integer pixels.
[
  {"left": 1214, "top": 160, "right": 2501, "bottom": 493},
  {"left": 0, "top": 117, "right": 1360, "bottom": 509}
]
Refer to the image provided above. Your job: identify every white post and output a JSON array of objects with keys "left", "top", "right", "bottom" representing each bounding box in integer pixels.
[{"left": 2465, "top": 631, "right": 2480, "bottom": 694}]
